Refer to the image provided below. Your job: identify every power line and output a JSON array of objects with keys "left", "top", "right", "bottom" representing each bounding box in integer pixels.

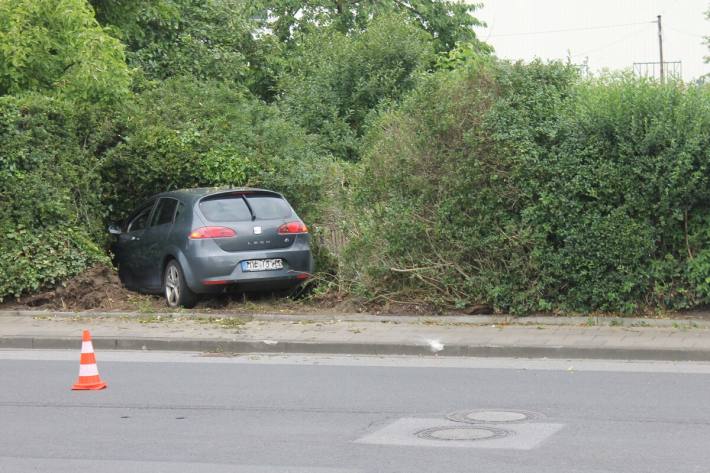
[
  {"left": 666, "top": 25, "right": 706, "bottom": 39},
  {"left": 488, "top": 20, "right": 656, "bottom": 38},
  {"left": 570, "top": 25, "right": 651, "bottom": 58}
]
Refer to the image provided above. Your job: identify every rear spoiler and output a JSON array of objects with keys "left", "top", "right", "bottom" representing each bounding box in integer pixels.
[
  {"left": 198, "top": 189, "right": 288, "bottom": 222},
  {"left": 200, "top": 189, "right": 284, "bottom": 202}
]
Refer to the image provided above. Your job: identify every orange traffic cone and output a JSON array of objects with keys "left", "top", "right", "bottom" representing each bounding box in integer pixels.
[{"left": 72, "top": 330, "right": 107, "bottom": 390}]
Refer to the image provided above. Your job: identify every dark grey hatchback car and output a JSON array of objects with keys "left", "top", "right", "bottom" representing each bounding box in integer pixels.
[{"left": 109, "top": 188, "right": 313, "bottom": 308}]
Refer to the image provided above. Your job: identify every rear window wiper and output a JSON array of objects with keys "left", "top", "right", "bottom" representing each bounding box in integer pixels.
[{"left": 241, "top": 195, "right": 256, "bottom": 221}]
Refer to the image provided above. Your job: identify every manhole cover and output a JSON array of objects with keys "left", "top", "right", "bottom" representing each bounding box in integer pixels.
[
  {"left": 447, "top": 409, "right": 541, "bottom": 424},
  {"left": 416, "top": 426, "right": 509, "bottom": 442}
]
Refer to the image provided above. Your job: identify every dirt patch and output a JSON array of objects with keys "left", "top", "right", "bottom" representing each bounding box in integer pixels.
[
  {"left": 4, "top": 265, "right": 159, "bottom": 312},
  {"left": 0, "top": 265, "right": 476, "bottom": 316},
  {"left": 0, "top": 265, "right": 362, "bottom": 314},
  {"left": 4, "top": 266, "right": 702, "bottom": 320}
]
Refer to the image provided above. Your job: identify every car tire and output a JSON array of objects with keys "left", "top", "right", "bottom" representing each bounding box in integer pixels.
[{"left": 164, "top": 260, "right": 198, "bottom": 309}]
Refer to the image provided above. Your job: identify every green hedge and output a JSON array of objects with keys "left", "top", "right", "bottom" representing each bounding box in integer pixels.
[
  {"left": 532, "top": 74, "right": 710, "bottom": 312},
  {"left": 0, "top": 95, "right": 107, "bottom": 299},
  {"left": 346, "top": 60, "right": 710, "bottom": 313},
  {"left": 101, "top": 77, "right": 336, "bottom": 224}
]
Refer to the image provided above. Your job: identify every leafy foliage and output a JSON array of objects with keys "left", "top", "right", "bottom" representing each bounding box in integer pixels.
[
  {"left": 0, "top": 0, "right": 130, "bottom": 103},
  {"left": 278, "top": 14, "right": 435, "bottom": 160},
  {"left": 3, "top": 0, "right": 710, "bottom": 316},
  {"left": 254, "top": 0, "right": 487, "bottom": 52},
  {"left": 89, "top": 0, "right": 284, "bottom": 98},
  {"left": 101, "top": 77, "right": 335, "bottom": 226},
  {"left": 347, "top": 61, "right": 710, "bottom": 313},
  {"left": 532, "top": 76, "right": 710, "bottom": 312},
  {"left": 0, "top": 95, "right": 107, "bottom": 299},
  {"left": 90, "top": 0, "right": 253, "bottom": 84}
]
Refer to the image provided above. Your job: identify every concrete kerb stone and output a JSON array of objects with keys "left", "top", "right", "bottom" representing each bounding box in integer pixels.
[
  {"left": 0, "top": 337, "right": 33, "bottom": 349},
  {"left": 3, "top": 336, "right": 710, "bottom": 361},
  {"left": 2, "top": 309, "right": 710, "bottom": 361},
  {"left": 1, "top": 309, "right": 709, "bottom": 329}
]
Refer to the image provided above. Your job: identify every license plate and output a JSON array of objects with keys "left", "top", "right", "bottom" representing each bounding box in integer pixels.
[{"left": 242, "top": 259, "right": 284, "bottom": 272}]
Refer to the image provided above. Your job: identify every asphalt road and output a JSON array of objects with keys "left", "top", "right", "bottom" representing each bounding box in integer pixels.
[{"left": 1, "top": 351, "right": 710, "bottom": 473}]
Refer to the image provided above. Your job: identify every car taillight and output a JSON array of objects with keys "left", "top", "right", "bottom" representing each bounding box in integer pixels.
[
  {"left": 189, "top": 226, "right": 236, "bottom": 239},
  {"left": 278, "top": 221, "right": 308, "bottom": 235}
]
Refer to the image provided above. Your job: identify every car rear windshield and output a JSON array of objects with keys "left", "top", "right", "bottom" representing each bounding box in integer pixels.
[
  {"left": 200, "top": 196, "right": 252, "bottom": 222},
  {"left": 247, "top": 195, "right": 292, "bottom": 219},
  {"left": 199, "top": 194, "right": 292, "bottom": 222}
]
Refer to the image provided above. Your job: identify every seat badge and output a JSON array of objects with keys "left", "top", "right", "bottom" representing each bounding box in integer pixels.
[{"left": 253, "top": 226, "right": 262, "bottom": 235}]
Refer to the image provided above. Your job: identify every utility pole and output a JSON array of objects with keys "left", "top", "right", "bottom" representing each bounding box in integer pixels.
[{"left": 657, "top": 15, "right": 664, "bottom": 83}]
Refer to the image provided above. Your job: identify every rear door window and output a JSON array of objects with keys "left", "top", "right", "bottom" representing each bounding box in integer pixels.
[
  {"left": 174, "top": 201, "right": 185, "bottom": 223},
  {"left": 246, "top": 196, "right": 292, "bottom": 219},
  {"left": 199, "top": 195, "right": 252, "bottom": 222},
  {"left": 151, "top": 198, "right": 179, "bottom": 227}
]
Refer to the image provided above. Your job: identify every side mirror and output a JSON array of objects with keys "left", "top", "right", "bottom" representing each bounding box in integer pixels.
[{"left": 108, "top": 224, "right": 122, "bottom": 235}]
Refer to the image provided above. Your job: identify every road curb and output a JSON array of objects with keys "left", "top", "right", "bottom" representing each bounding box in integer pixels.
[
  {"left": 3, "top": 336, "right": 710, "bottom": 362},
  {"left": 1, "top": 309, "right": 709, "bottom": 328}
]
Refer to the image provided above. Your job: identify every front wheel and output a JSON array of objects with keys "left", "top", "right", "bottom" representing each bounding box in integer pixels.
[{"left": 164, "top": 260, "right": 198, "bottom": 308}]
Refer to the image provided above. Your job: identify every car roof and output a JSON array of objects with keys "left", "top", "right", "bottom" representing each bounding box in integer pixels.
[
  {"left": 149, "top": 187, "right": 284, "bottom": 204},
  {"left": 124, "top": 187, "right": 288, "bottom": 224}
]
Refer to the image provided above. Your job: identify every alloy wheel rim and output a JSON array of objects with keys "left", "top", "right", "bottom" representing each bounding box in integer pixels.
[{"left": 165, "top": 266, "right": 180, "bottom": 306}]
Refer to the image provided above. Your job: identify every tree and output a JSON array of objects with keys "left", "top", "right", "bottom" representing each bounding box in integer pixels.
[
  {"left": 705, "top": 6, "right": 709, "bottom": 63},
  {"left": 278, "top": 14, "right": 435, "bottom": 160},
  {"left": 0, "top": 0, "right": 130, "bottom": 103},
  {"left": 253, "top": 0, "right": 487, "bottom": 52},
  {"left": 88, "top": 0, "right": 256, "bottom": 86}
]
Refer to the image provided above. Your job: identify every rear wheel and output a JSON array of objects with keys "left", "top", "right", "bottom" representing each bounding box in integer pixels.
[{"left": 164, "top": 260, "right": 198, "bottom": 308}]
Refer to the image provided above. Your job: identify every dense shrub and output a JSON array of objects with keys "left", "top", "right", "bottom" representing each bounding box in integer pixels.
[
  {"left": 0, "top": 95, "right": 107, "bottom": 300},
  {"left": 346, "top": 60, "right": 710, "bottom": 313},
  {"left": 101, "top": 77, "right": 335, "bottom": 223},
  {"left": 343, "top": 59, "right": 552, "bottom": 311},
  {"left": 278, "top": 14, "right": 435, "bottom": 160},
  {"left": 532, "top": 76, "right": 710, "bottom": 312}
]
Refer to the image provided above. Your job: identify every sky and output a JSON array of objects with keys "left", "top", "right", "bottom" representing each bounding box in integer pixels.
[{"left": 472, "top": 0, "right": 709, "bottom": 81}]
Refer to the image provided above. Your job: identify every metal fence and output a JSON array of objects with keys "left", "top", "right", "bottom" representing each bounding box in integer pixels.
[{"left": 633, "top": 61, "right": 682, "bottom": 80}]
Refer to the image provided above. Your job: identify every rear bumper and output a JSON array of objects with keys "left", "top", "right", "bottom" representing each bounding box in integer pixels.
[{"left": 182, "top": 240, "right": 313, "bottom": 294}]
